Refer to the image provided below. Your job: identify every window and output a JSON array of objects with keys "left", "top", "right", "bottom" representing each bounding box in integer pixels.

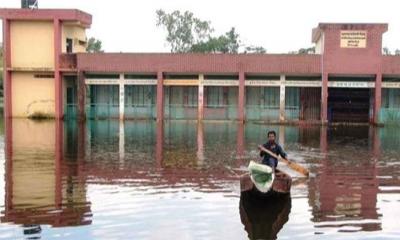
[
  {"left": 66, "top": 38, "right": 73, "bottom": 53},
  {"left": 264, "top": 87, "right": 280, "bottom": 107},
  {"left": 185, "top": 87, "right": 198, "bottom": 107},
  {"left": 207, "top": 87, "right": 224, "bottom": 107}
]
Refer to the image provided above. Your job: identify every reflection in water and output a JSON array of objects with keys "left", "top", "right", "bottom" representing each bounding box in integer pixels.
[
  {"left": 1, "top": 119, "right": 91, "bottom": 239},
  {"left": 0, "top": 119, "right": 399, "bottom": 239},
  {"left": 239, "top": 192, "right": 291, "bottom": 240},
  {"left": 308, "top": 126, "right": 382, "bottom": 232}
]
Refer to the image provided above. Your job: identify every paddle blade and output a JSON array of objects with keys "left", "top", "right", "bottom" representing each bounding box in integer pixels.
[{"left": 286, "top": 161, "right": 309, "bottom": 177}]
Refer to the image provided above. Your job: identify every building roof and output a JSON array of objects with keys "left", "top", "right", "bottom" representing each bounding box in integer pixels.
[
  {"left": 0, "top": 8, "right": 92, "bottom": 26},
  {"left": 75, "top": 53, "right": 322, "bottom": 74}
]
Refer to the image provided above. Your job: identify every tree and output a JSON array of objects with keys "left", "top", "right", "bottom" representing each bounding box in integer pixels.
[
  {"left": 382, "top": 47, "right": 391, "bottom": 55},
  {"left": 191, "top": 27, "right": 240, "bottom": 53},
  {"left": 289, "top": 46, "right": 315, "bottom": 54},
  {"left": 156, "top": 9, "right": 213, "bottom": 53},
  {"left": 244, "top": 45, "right": 267, "bottom": 54},
  {"left": 395, "top": 49, "right": 400, "bottom": 56},
  {"left": 86, "top": 37, "right": 104, "bottom": 53},
  {"left": 156, "top": 9, "right": 265, "bottom": 54}
]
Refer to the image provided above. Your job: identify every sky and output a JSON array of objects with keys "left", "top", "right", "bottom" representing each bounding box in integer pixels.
[{"left": 0, "top": 0, "right": 399, "bottom": 53}]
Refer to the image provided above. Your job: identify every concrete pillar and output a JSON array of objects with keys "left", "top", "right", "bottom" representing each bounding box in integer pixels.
[
  {"left": 54, "top": 19, "right": 63, "bottom": 119},
  {"left": 373, "top": 73, "right": 382, "bottom": 125},
  {"left": 77, "top": 120, "right": 86, "bottom": 159},
  {"left": 119, "top": 74, "right": 125, "bottom": 120},
  {"left": 320, "top": 126, "right": 328, "bottom": 154},
  {"left": 370, "top": 126, "right": 381, "bottom": 159},
  {"left": 238, "top": 71, "right": 245, "bottom": 122},
  {"left": 4, "top": 117, "right": 13, "bottom": 212},
  {"left": 236, "top": 122, "right": 245, "bottom": 167},
  {"left": 55, "top": 120, "right": 63, "bottom": 208},
  {"left": 156, "top": 120, "right": 164, "bottom": 168},
  {"left": 279, "top": 75, "right": 286, "bottom": 122},
  {"left": 321, "top": 73, "right": 328, "bottom": 123},
  {"left": 198, "top": 74, "right": 204, "bottom": 121},
  {"left": 119, "top": 121, "right": 125, "bottom": 168},
  {"left": 77, "top": 71, "right": 86, "bottom": 121},
  {"left": 157, "top": 71, "right": 164, "bottom": 122},
  {"left": 3, "top": 19, "right": 12, "bottom": 118},
  {"left": 197, "top": 122, "right": 205, "bottom": 166},
  {"left": 279, "top": 125, "right": 285, "bottom": 147}
]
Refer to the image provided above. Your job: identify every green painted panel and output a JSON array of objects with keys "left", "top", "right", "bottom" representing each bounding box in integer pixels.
[
  {"left": 246, "top": 87, "right": 280, "bottom": 121},
  {"left": 125, "top": 85, "right": 156, "bottom": 119},
  {"left": 164, "top": 86, "right": 198, "bottom": 119},
  {"left": 204, "top": 87, "right": 237, "bottom": 120},
  {"left": 285, "top": 87, "right": 300, "bottom": 120},
  {"left": 379, "top": 108, "right": 400, "bottom": 125}
]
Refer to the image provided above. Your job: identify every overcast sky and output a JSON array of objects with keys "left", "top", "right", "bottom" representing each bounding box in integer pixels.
[{"left": 1, "top": 0, "right": 399, "bottom": 53}]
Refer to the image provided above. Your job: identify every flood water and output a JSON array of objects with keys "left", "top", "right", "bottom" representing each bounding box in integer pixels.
[{"left": 0, "top": 119, "right": 399, "bottom": 239}]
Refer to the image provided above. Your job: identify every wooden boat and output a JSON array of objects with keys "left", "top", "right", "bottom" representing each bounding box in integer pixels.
[
  {"left": 239, "top": 190, "right": 291, "bottom": 239},
  {"left": 240, "top": 167, "right": 292, "bottom": 196}
]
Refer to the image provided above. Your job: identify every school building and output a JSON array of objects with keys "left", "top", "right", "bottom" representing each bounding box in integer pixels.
[{"left": 1, "top": 8, "right": 400, "bottom": 124}]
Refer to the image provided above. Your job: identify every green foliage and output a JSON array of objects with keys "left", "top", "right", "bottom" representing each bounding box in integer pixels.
[
  {"left": 86, "top": 37, "right": 104, "bottom": 53},
  {"left": 383, "top": 47, "right": 391, "bottom": 55},
  {"left": 156, "top": 9, "right": 264, "bottom": 54},
  {"left": 191, "top": 28, "right": 240, "bottom": 53},
  {"left": 156, "top": 9, "right": 213, "bottom": 53},
  {"left": 382, "top": 47, "right": 400, "bottom": 56},
  {"left": 244, "top": 45, "right": 267, "bottom": 54},
  {"left": 288, "top": 46, "right": 315, "bottom": 54}
]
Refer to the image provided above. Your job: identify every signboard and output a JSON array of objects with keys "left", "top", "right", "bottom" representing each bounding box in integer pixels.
[
  {"left": 125, "top": 79, "right": 157, "bottom": 85},
  {"left": 382, "top": 82, "right": 400, "bottom": 88},
  {"left": 164, "top": 79, "right": 199, "bottom": 86},
  {"left": 340, "top": 31, "right": 367, "bottom": 48},
  {"left": 285, "top": 80, "right": 322, "bottom": 87},
  {"left": 328, "top": 81, "right": 374, "bottom": 88},
  {"left": 203, "top": 80, "right": 239, "bottom": 86},
  {"left": 85, "top": 79, "right": 119, "bottom": 85},
  {"left": 245, "top": 80, "right": 280, "bottom": 86}
]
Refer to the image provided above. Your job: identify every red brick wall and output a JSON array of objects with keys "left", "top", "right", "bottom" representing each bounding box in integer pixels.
[
  {"left": 321, "top": 24, "right": 387, "bottom": 74},
  {"left": 76, "top": 53, "right": 322, "bottom": 74}
]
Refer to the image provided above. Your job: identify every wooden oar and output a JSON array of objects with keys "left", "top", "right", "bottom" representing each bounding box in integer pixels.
[{"left": 258, "top": 145, "right": 309, "bottom": 177}]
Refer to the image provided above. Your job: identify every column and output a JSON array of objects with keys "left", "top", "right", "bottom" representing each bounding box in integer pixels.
[
  {"left": 55, "top": 120, "right": 63, "bottom": 208},
  {"left": 197, "top": 122, "right": 205, "bottom": 166},
  {"left": 198, "top": 74, "right": 204, "bottom": 121},
  {"left": 279, "top": 75, "right": 286, "bottom": 122},
  {"left": 77, "top": 71, "right": 86, "bottom": 121},
  {"left": 54, "top": 19, "right": 63, "bottom": 119},
  {"left": 119, "top": 121, "right": 125, "bottom": 168},
  {"left": 119, "top": 74, "right": 125, "bottom": 120},
  {"left": 156, "top": 120, "right": 164, "bottom": 168},
  {"left": 157, "top": 71, "right": 164, "bottom": 122},
  {"left": 236, "top": 122, "right": 245, "bottom": 167},
  {"left": 4, "top": 118, "right": 13, "bottom": 213},
  {"left": 279, "top": 125, "right": 285, "bottom": 147},
  {"left": 3, "top": 19, "right": 12, "bottom": 118},
  {"left": 320, "top": 126, "right": 328, "bottom": 154},
  {"left": 370, "top": 126, "right": 381, "bottom": 159},
  {"left": 373, "top": 73, "right": 382, "bottom": 125},
  {"left": 321, "top": 73, "right": 328, "bottom": 123},
  {"left": 238, "top": 71, "right": 245, "bottom": 122}
]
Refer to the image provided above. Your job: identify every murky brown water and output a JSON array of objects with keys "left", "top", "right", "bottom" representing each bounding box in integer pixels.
[{"left": 0, "top": 119, "right": 399, "bottom": 239}]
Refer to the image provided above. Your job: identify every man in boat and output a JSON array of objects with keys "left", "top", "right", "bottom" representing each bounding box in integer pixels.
[{"left": 258, "top": 130, "right": 287, "bottom": 171}]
